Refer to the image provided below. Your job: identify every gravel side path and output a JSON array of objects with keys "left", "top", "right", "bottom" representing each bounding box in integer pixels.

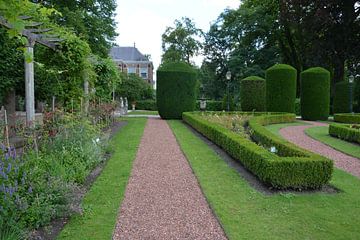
[
  {"left": 279, "top": 121, "right": 360, "bottom": 178},
  {"left": 113, "top": 118, "right": 227, "bottom": 240}
]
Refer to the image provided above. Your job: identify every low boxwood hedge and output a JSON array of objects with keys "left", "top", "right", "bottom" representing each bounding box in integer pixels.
[
  {"left": 182, "top": 112, "right": 333, "bottom": 189},
  {"left": 135, "top": 100, "right": 157, "bottom": 111},
  {"left": 329, "top": 123, "right": 360, "bottom": 144},
  {"left": 195, "top": 100, "right": 223, "bottom": 111},
  {"left": 334, "top": 113, "right": 360, "bottom": 124}
]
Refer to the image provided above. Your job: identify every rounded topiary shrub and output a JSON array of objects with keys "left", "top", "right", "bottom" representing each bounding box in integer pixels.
[
  {"left": 240, "top": 76, "right": 266, "bottom": 111},
  {"left": 266, "top": 64, "right": 297, "bottom": 113},
  {"left": 300, "top": 67, "right": 330, "bottom": 120},
  {"left": 333, "top": 81, "right": 350, "bottom": 113},
  {"left": 156, "top": 62, "right": 197, "bottom": 119}
]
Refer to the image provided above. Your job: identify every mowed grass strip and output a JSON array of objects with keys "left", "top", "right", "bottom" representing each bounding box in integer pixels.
[
  {"left": 305, "top": 126, "right": 360, "bottom": 159},
  {"left": 127, "top": 110, "right": 159, "bottom": 115},
  {"left": 58, "top": 118, "right": 147, "bottom": 240},
  {"left": 264, "top": 121, "right": 310, "bottom": 137},
  {"left": 168, "top": 120, "right": 360, "bottom": 240}
]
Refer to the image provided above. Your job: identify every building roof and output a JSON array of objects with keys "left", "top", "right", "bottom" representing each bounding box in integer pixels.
[{"left": 110, "top": 46, "right": 149, "bottom": 61}]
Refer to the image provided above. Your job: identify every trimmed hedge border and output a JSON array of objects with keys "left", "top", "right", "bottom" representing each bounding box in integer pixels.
[
  {"left": 329, "top": 123, "right": 360, "bottom": 144},
  {"left": 183, "top": 112, "right": 333, "bottom": 189},
  {"left": 135, "top": 100, "right": 157, "bottom": 111},
  {"left": 334, "top": 113, "right": 360, "bottom": 124},
  {"left": 195, "top": 100, "right": 223, "bottom": 111}
]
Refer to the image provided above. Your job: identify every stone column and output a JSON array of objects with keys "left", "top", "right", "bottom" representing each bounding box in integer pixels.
[{"left": 25, "top": 39, "right": 35, "bottom": 127}]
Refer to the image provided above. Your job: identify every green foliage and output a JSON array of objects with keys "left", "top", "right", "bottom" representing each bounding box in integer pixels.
[
  {"left": 162, "top": 17, "right": 203, "bottom": 64},
  {"left": 221, "top": 94, "right": 236, "bottom": 111},
  {"left": 266, "top": 64, "right": 297, "bottom": 113},
  {"left": 35, "top": 33, "right": 93, "bottom": 105},
  {"left": 116, "top": 73, "right": 154, "bottom": 104},
  {"left": 240, "top": 76, "right": 266, "bottom": 111},
  {"left": 334, "top": 113, "right": 360, "bottom": 124},
  {"left": 333, "top": 81, "right": 350, "bottom": 113},
  {"left": 295, "top": 98, "right": 300, "bottom": 116},
  {"left": 135, "top": 100, "right": 157, "bottom": 111},
  {"left": 300, "top": 67, "right": 330, "bottom": 120},
  {"left": 0, "top": 113, "right": 105, "bottom": 232},
  {"left": 195, "top": 100, "right": 223, "bottom": 111},
  {"left": 0, "top": 29, "right": 23, "bottom": 104},
  {"left": 329, "top": 123, "right": 360, "bottom": 144},
  {"left": 33, "top": 0, "right": 118, "bottom": 57},
  {"left": 156, "top": 62, "right": 198, "bottom": 119},
  {"left": 183, "top": 112, "right": 333, "bottom": 189},
  {"left": 94, "top": 56, "right": 121, "bottom": 102}
]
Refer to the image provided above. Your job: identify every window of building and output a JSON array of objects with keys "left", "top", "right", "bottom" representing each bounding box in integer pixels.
[
  {"left": 128, "top": 67, "right": 136, "bottom": 74},
  {"left": 140, "top": 67, "right": 148, "bottom": 79}
]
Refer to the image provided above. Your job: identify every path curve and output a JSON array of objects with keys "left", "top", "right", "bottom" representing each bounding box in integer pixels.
[
  {"left": 279, "top": 121, "right": 360, "bottom": 178},
  {"left": 113, "top": 118, "right": 227, "bottom": 239}
]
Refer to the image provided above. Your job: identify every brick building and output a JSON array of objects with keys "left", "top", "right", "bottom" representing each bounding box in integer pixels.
[{"left": 110, "top": 46, "right": 154, "bottom": 87}]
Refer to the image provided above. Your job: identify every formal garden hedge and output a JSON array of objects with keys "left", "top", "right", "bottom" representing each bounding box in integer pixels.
[
  {"left": 156, "top": 62, "right": 197, "bottom": 119},
  {"left": 195, "top": 100, "right": 223, "bottom": 111},
  {"left": 240, "top": 76, "right": 266, "bottom": 111},
  {"left": 266, "top": 64, "right": 297, "bottom": 113},
  {"left": 135, "top": 100, "right": 157, "bottom": 111},
  {"left": 334, "top": 113, "right": 360, "bottom": 124},
  {"left": 333, "top": 81, "right": 350, "bottom": 113},
  {"left": 300, "top": 67, "right": 330, "bottom": 120},
  {"left": 183, "top": 112, "right": 333, "bottom": 189},
  {"left": 329, "top": 123, "right": 360, "bottom": 144}
]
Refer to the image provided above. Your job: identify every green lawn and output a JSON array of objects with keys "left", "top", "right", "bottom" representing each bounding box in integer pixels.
[
  {"left": 127, "top": 110, "right": 158, "bottom": 115},
  {"left": 57, "top": 118, "right": 146, "bottom": 240},
  {"left": 264, "top": 121, "right": 309, "bottom": 137},
  {"left": 168, "top": 120, "right": 360, "bottom": 240},
  {"left": 305, "top": 126, "right": 360, "bottom": 159}
]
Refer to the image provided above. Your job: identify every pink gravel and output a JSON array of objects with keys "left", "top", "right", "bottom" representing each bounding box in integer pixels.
[
  {"left": 113, "top": 118, "right": 227, "bottom": 240},
  {"left": 279, "top": 121, "right": 360, "bottom": 178}
]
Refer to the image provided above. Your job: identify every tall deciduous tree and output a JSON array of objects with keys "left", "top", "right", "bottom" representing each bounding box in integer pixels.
[
  {"left": 161, "top": 17, "right": 203, "bottom": 64},
  {"left": 32, "top": 0, "right": 118, "bottom": 57}
]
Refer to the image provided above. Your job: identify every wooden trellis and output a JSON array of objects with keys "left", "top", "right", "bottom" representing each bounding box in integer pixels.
[{"left": 0, "top": 16, "right": 62, "bottom": 126}]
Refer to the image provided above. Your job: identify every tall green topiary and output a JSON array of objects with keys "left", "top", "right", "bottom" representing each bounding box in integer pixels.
[
  {"left": 300, "top": 67, "right": 330, "bottom": 120},
  {"left": 333, "top": 81, "right": 350, "bottom": 113},
  {"left": 156, "top": 62, "right": 197, "bottom": 119},
  {"left": 240, "top": 76, "right": 266, "bottom": 111},
  {"left": 266, "top": 64, "right": 297, "bottom": 113}
]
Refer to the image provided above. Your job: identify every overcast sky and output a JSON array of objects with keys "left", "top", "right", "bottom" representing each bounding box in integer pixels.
[{"left": 114, "top": 0, "right": 240, "bottom": 72}]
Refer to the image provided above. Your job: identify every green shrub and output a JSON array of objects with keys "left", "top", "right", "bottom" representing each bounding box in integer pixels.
[
  {"left": 329, "top": 123, "right": 360, "bottom": 144},
  {"left": 300, "top": 67, "right": 330, "bottom": 120},
  {"left": 135, "top": 99, "right": 157, "bottom": 111},
  {"left": 222, "top": 94, "right": 236, "bottom": 111},
  {"left": 334, "top": 113, "right": 360, "bottom": 124},
  {"left": 195, "top": 100, "right": 223, "bottom": 111},
  {"left": 156, "top": 62, "right": 197, "bottom": 119},
  {"left": 333, "top": 81, "right": 350, "bottom": 113},
  {"left": 266, "top": 64, "right": 297, "bottom": 113},
  {"left": 295, "top": 98, "right": 300, "bottom": 116},
  {"left": 183, "top": 112, "right": 333, "bottom": 189},
  {"left": 240, "top": 76, "right": 266, "bottom": 111}
]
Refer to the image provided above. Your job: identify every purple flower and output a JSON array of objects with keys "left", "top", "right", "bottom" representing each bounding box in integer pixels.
[
  {"left": 28, "top": 186, "right": 32, "bottom": 193},
  {"left": 6, "top": 163, "right": 11, "bottom": 173}
]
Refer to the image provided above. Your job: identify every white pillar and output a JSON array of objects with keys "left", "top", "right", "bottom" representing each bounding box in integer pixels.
[{"left": 25, "top": 40, "right": 35, "bottom": 127}]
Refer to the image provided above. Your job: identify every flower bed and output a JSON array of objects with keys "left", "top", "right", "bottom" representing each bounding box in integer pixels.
[
  {"left": 329, "top": 123, "right": 360, "bottom": 144},
  {"left": 183, "top": 112, "right": 333, "bottom": 189},
  {"left": 334, "top": 113, "right": 360, "bottom": 124}
]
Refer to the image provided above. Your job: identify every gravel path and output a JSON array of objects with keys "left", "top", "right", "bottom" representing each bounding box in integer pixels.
[
  {"left": 113, "top": 118, "right": 227, "bottom": 240},
  {"left": 279, "top": 121, "right": 360, "bottom": 178}
]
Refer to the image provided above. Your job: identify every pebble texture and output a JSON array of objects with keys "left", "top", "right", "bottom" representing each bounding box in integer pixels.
[
  {"left": 113, "top": 118, "right": 227, "bottom": 240},
  {"left": 280, "top": 121, "right": 360, "bottom": 178}
]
